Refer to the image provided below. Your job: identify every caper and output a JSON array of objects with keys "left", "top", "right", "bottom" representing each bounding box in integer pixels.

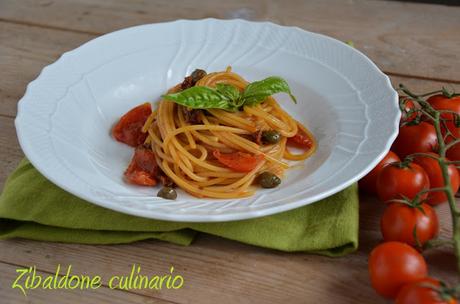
[
  {"left": 258, "top": 172, "right": 281, "bottom": 189},
  {"left": 157, "top": 187, "right": 177, "bottom": 200},
  {"left": 261, "top": 130, "right": 281, "bottom": 144},
  {"left": 191, "top": 69, "right": 207, "bottom": 84}
]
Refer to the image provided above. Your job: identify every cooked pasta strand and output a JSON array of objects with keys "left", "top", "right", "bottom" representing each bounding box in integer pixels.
[{"left": 133, "top": 67, "right": 317, "bottom": 198}]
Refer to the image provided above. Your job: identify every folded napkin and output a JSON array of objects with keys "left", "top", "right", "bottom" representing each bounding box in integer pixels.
[{"left": 0, "top": 159, "right": 359, "bottom": 256}]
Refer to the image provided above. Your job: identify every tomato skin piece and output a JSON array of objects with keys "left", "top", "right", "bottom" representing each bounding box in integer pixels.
[
  {"left": 396, "top": 277, "right": 457, "bottom": 304},
  {"left": 369, "top": 242, "right": 428, "bottom": 299},
  {"left": 213, "top": 150, "right": 264, "bottom": 172},
  {"left": 125, "top": 170, "right": 157, "bottom": 186},
  {"left": 414, "top": 153, "right": 460, "bottom": 205},
  {"left": 287, "top": 129, "right": 313, "bottom": 149},
  {"left": 376, "top": 162, "right": 430, "bottom": 203},
  {"left": 359, "top": 151, "right": 400, "bottom": 194},
  {"left": 392, "top": 122, "right": 437, "bottom": 159},
  {"left": 124, "top": 147, "right": 158, "bottom": 186},
  {"left": 112, "top": 103, "right": 152, "bottom": 147},
  {"left": 381, "top": 203, "right": 438, "bottom": 246}
]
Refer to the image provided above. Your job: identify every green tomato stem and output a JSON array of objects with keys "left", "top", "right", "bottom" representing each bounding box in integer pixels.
[{"left": 400, "top": 83, "right": 460, "bottom": 273}]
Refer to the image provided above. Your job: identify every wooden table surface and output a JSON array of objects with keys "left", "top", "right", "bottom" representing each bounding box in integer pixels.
[{"left": 1, "top": 0, "right": 459, "bottom": 303}]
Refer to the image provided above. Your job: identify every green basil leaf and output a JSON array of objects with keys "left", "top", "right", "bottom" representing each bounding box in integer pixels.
[
  {"left": 216, "top": 83, "right": 241, "bottom": 101},
  {"left": 162, "top": 86, "right": 238, "bottom": 111},
  {"left": 242, "top": 76, "right": 297, "bottom": 106}
]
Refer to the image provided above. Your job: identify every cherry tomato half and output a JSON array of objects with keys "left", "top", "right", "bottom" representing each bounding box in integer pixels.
[
  {"left": 112, "top": 103, "right": 152, "bottom": 147},
  {"left": 376, "top": 162, "right": 430, "bottom": 203},
  {"left": 369, "top": 242, "right": 428, "bottom": 299},
  {"left": 396, "top": 277, "right": 458, "bottom": 304},
  {"left": 124, "top": 146, "right": 158, "bottom": 186},
  {"left": 359, "top": 151, "right": 400, "bottom": 194},
  {"left": 392, "top": 122, "right": 437, "bottom": 159},
  {"left": 287, "top": 129, "right": 313, "bottom": 149},
  {"left": 381, "top": 203, "right": 439, "bottom": 246},
  {"left": 213, "top": 150, "right": 264, "bottom": 172},
  {"left": 414, "top": 153, "right": 460, "bottom": 205}
]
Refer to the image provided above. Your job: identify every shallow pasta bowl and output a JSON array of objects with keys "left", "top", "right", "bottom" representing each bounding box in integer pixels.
[{"left": 15, "top": 19, "right": 399, "bottom": 222}]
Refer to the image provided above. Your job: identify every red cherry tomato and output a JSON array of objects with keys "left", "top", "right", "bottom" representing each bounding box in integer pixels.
[
  {"left": 376, "top": 162, "right": 430, "bottom": 203},
  {"left": 369, "top": 242, "right": 428, "bottom": 299},
  {"left": 434, "top": 120, "right": 460, "bottom": 178},
  {"left": 427, "top": 94, "right": 460, "bottom": 121},
  {"left": 425, "top": 93, "right": 460, "bottom": 173},
  {"left": 287, "top": 129, "right": 313, "bottom": 149},
  {"left": 124, "top": 146, "right": 158, "bottom": 186},
  {"left": 447, "top": 145, "right": 460, "bottom": 164},
  {"left": 113, "top": 103, "right": 152, "bottom": 147},
  {"left": 441, "top": 122, "right": 460, "bottom": 177},
  {"left": 427, "top": 94, "right": 460, "bottom": 164},
  {"left": 400, "top": 97, "right": 418, "bottom": 123},
  {"left": 213, "top": 150, "right": 264, "bottom": 172},
  {"left": 381, "top": 203, "right": 439, "bottom": 246},
  {"left": 392, "top": 122, "right": 437, "bottom": 159},
  {"left": 396, "top": 277, "right": 458, "bottom": 304},
  {"left": 414, "top": 153, "right": 460, "bottom": 205},
  {"left": 359, "top": 151, "right": 400, "bottom": 194}
]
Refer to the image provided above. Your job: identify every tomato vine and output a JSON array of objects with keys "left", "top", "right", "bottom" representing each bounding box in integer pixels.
[{"left": 398, "top": 84, "right": 460, "bottom": 272}]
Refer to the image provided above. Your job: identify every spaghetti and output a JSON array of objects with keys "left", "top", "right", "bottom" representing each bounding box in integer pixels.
[{"left": 113, "top": 67, "right": 316, "bottom": 199}]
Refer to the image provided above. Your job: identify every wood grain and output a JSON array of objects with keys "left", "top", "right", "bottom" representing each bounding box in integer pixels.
[
  {"left": 0, "top": 108, "right": 458, "bottom": 303},
  {"left": 0, "top": 22, "right": 93, "bottom": 117},
  {"left": 0, "top": 262, "right": 172, "bottom": 304},
  {"left": 0, "top": 236, "right": 385, "bottom": 304},
  {"left": 1, "top": 0, "right": 460, "bottom": 302},
  {"left": 1, "top": 20, "right": 459, "bottom": 120},
  {"left": 0, "top": 0, "right": 458, "bottom": 81},
  {"left": 0, "top": 116, "right": 22, "bottom": 187},
  {"left": 0, "top": 200, "right": 456, "bottom": 304}
]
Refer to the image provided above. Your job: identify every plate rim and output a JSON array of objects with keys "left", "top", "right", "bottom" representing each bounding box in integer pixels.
[{"left": 15, "top": 18, "right": 400, "bottom": 222}]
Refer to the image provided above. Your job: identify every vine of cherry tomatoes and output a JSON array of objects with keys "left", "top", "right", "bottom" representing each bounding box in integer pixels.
[{"left": 359, "top": 90, "right": 460, "bottom": 303}]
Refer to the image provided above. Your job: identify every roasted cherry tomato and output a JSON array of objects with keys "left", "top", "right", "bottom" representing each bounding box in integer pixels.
[
  {"left": 369, "top": 242, "right": 427, "bottom": 299},
  {"left": 287, "top": 129, "right": 313, "bottom": 149},
  {"left": 359, "top": 151, "right": 400, "bottom": 194},
  {"left": 392, "top": 122, "right": 437, "bottom": 159},
  {"left": 376, "top": 162, "right": 430, "bottom": 203},
  {"left": 112, "top": 103, "right": 152, "bottom": 147},
  {"left": 124, "top": 146, "right": 158, "bottom": 186},
  {"left": 213, "top": 150, "right": 264, "bottom": 172},
  {"left": 396, "top": 277, "right": 458, "bottom": 304},
  {"left": 381, "top": 203, "right": 438, "bottom": 246},
  {"left": 414, "top": 153, "right": 460, "bottom": 205}
]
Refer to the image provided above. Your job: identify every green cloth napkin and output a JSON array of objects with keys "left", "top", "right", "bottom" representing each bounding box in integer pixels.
[{"left": 0, "top": 159, "right": 359, "bottom": 256}]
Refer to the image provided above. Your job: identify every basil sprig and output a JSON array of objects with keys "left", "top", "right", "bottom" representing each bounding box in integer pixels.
[{"left": 162, "top": 76, "right": 296, "bottom": 112}]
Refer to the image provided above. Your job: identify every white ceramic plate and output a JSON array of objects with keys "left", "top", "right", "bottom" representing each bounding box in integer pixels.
[{"left": 15, "top": 19, "right": 399, "bottom": 222}]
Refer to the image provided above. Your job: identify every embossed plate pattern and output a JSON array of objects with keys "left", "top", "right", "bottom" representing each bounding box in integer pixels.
[{"left": 15, "top": 19, "right": 399, "bottom": 222}]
